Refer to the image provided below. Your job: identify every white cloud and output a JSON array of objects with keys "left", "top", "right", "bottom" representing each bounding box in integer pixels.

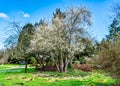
[
  {"left": 23, "top": 13, "right": 30, "bottom": 18},
  {"left": 0, "top": 12, "right": 9, "bottom": 19},
  {"left": 18, "top": 11, "right": 30, "bottom": 18}
]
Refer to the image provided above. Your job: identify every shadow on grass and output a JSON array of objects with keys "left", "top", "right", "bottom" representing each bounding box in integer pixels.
[{"left": 0, "top": 68, "right": 35, "bottom": 74}]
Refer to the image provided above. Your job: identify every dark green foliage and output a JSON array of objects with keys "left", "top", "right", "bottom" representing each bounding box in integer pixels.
[
  {"left": 79, "top": 57, "right": 86, "bottom": 64},
  {"left": 17, "top": 23, "right": 35, "bottom": 73},
  {"left": 8, "top": 58, "right": 19, "bottom": 64},
  {"left": 106, "top": 18, "right": 120, "bottom": 42},
  {"left": 18, "top": 23, "right": 34, "bottom": 50}
]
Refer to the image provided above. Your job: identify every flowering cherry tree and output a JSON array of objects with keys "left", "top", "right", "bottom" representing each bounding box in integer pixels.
[{"left": 31, "top": 6, "right": 92, "bottom": 72}]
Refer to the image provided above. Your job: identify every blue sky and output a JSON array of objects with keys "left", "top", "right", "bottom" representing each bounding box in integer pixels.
[{"left": 0, "top": 0, "right": 117, "bottom": 49}]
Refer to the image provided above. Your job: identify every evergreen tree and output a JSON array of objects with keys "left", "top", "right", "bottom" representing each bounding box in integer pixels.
[{"left": 106, "top": 18, "right": 120, "bottom": 42}]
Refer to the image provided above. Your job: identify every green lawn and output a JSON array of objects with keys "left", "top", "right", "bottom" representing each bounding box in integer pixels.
[{"left": 0, "top": 64, "right": 119, "bottom": 86}]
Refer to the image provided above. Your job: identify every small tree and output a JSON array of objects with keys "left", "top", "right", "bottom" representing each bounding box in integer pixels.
[
  {"left": 18, "top": 23, "right": 35, "bottom": 73},
  {"left": 95, "top": 39, "right": 120, "bottom": 77}
]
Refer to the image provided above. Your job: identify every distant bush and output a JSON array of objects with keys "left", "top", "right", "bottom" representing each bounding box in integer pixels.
[
  {"left": 0, "top": 50, "right": 9, "bottom": 64},
  {"left": 95, "top": 41, "right": 120, "bottom": 78},
  {"left": 0, "top": 58, "right": 7, "bottom": 65}
]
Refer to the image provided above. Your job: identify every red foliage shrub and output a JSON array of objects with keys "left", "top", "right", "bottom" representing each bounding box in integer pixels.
[{"left": 73, "top": 64, "right": 93, "bottom": 71}]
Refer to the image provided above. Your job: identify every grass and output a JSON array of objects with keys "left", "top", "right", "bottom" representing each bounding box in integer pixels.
[
  {"left": 37, "top": 69, "right": 90, "bottom": 77},
  {"left": 0, "top": 64, "right": 118, "bottom": 86},
  {"left": 0, "top": 64, "right": 24, "bottom": 70},
  {"left": 0, "top": 72, "right": 116, "bottom": 86}
]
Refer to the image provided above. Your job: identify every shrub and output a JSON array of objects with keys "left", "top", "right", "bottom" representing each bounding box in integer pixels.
[
  {"left": 95, "top": 41, "right": 120, "bottom": 78},
  {"left": 79, "top": 57, "right": 86, "bottom": 64},
  {"left": 30, "top": 57, "right": 37, "bottom": 64},
  {"left": 73, "top": 64, "right": 93, "bottom": 71}
]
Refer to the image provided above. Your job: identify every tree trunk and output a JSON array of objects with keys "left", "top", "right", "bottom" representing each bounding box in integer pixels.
[
  {"left": 60, "top": 53, "right": 64, "bottom": 72},
  {"left": 55, "top": 61, "right": 69, "bottom": 72},
  {"left": 59, "top": 64, "right": 64, "bottom": 72},
  {"left": 69, "top": 58, "right": 73, "bottom": 69},
  {"left": 55, "top": 62, "right": 60, "bottom": 72},
  {"left": 25, "top": 57, "right": 28, "bottom": 73},
  {"left": 63, "top": 57, "right": 70, "bottom": 72},
  {"left": 63, "top": 61, "right": 69, "bottom": 72}
]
